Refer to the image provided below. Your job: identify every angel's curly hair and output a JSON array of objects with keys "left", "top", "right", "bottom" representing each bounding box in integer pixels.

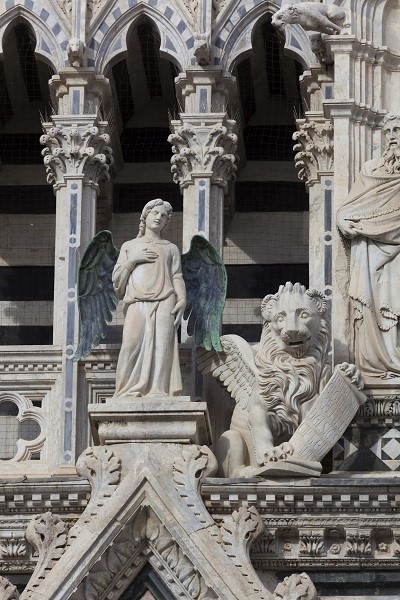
[{"left": 137, "top": 198, "right": 173, "bottom": 238}]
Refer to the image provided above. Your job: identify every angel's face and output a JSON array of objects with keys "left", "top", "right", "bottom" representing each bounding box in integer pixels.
[{"left": 145, "top": 205, "right": 169, "bottom": 234}]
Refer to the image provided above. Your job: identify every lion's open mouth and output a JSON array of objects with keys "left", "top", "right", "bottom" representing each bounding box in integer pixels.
[{"left": 287, "top": 336, "right": 311, "bottom": 347}]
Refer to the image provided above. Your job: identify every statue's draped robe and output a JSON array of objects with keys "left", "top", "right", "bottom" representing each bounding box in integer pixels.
[
  {"left": 337, "top": 159, "right": 400, "bottom": 377},
  {"left": 113, "top": 236, "right": 186, "bottom": 397}
]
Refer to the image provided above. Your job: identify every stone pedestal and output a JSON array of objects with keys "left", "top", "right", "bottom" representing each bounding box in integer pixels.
[
  {"left": 89, "top": 397, "right": 212, "bottom": 446},
  {"left": 333, "top": 385, "right": 400, "bottom": 472}
]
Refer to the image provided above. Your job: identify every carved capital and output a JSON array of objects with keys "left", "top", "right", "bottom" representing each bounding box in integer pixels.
[
  {"left": 41, "top": 119, "right": 113, "bottom": 189},
  {"left": 168, "top": 117, "right": 238, "bottom": 191},
  {"left": 274, "top": 573, "right": 319, "bottom": 600},
  {"left": 24, "top": 512, "right": 68, "bottom": 598},
  {"left": 0, "top": 577, "right": 20, "bottom": 600},
  {"left": 293, "top": 118, "right": 334, "bottom": 186}
]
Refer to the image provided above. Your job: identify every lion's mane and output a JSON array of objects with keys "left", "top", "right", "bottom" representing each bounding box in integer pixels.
[{"left": 254, "top": 318, "right": 330, "bottom": 438}]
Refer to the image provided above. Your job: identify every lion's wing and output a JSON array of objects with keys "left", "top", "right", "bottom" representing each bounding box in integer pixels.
[{"left": 197, "top": 334, "right": 257, "bottom": 409}]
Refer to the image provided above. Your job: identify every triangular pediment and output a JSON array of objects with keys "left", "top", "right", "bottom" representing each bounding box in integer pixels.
[{"left": 20, "top": 444, "right": 276, "bottom": 600}]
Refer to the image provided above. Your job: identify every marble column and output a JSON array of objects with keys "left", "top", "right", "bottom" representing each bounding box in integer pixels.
[
  {"left": 41, "top": 70, "right": 113, "bottom": 471},
  {"left": 168, "top": 69, "right": 238, "bottom": 255}
]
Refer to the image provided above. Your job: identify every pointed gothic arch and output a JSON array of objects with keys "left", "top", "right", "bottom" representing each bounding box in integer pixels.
[
  {"left": 0, "top": 3, "right": 69, "bottom": 72},
  {"left": 213, "top": 0, "right": 316, "bottom": 72},
  {"left": 88, "top": 2, "right": 194, "bottom": 75}
]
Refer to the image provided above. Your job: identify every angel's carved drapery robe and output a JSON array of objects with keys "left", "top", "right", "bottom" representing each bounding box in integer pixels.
[
  {"left": 113, "top": 236, "right": 186, "bottom": 398},
  {"left": 337, "top": 158, "right": 400, "bottom": 378}
]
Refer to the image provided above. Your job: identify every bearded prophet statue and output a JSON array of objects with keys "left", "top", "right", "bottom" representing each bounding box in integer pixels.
[
  {"left": 74, "top": 199, "right": 227, "bottom": 398},
  {"left": 337, "top": 113, "right": 400, "bottom": 379}
]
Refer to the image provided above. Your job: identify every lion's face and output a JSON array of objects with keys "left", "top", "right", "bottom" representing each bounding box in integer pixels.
[{"left": 261, "top": 283, "right": 327, "bottom": 359}]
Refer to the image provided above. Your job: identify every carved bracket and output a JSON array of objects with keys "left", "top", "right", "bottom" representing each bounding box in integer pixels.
[
  {"left": 168, "top": 118, "right": 238, "bottom": 191},
  {"left": 293, "top": 118, "right": 334, "bottom": 186},
  {"left": 41, "top": 120, "right": 114, "bottom": 189}
]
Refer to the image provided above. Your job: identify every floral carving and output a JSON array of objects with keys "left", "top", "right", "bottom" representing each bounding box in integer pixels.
[
  {"left": 0, "top": 538, "right": 26, "bottom": 558},
  {"left": 299, "top": 531, "right": 325, "bottom": 556},
  {"left": 293, "top": 119, "right": 334, "bottom": 186},
  {"left": 74, "top": 507, "right": 147, "bottom": 600},
  {"left": 23, "top": 512, "right": 68, "bottom": 598},
  {"left": 147, "top": 512, "right": 217, "bottom": 599},
  {"left": 41, "top": 122, "right": 113, "bottom": 187},
  {"left": 0, "top": 577, "right": 20, "bottom": 599},
  {"left": 168, "top": 120, "right": 238, "bottom": 190},
  {"left": 250, "top": 535, "right": 276, "bottom": 556},
  {"left": 345, "top": 532, "right": 372, "bottom": 556},
  {"left": 87, "top": 0, "right": 105, "bottom": 19},
  {"left": 273, "top": 573, "right": 319, "bottom": 600},
  {"left": 220, "top": 506, "right": 267, "bottom": 597},
  {"left": 173, "top": 445, "right": 217, "bottom": 528},
  {"left": 57, "top": 0, "right": 72, "bottom": 16}
]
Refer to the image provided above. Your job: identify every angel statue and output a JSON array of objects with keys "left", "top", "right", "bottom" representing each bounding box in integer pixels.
[{"left": 75, "top": 198, "right": 226, "bottom": 399}]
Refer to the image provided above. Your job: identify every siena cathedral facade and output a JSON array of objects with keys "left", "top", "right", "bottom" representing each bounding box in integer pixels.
[{"left": 0, "top": 0, "right": 400, "bottom": 598}]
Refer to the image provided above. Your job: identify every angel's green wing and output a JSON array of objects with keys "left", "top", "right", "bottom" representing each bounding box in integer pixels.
[
  {"left": 182, "top": 235, "right": 227, "bottom": 352},
  {"left": 74, "top": 230, "right": 120, "bottom": 360}
]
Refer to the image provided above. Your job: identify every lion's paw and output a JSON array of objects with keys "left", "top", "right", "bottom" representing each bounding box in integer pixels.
[
  {"left": 337, "top": 362, "right": 364, "bottom": 390},
  {"left": 262, "top": 442, "right": 294, "bottom": 464}
]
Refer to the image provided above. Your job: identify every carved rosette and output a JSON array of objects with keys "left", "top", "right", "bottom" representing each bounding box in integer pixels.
[
  {"left": 40, "top": 121, "right": 114, "bottom": 189},
  {"left": 293, "top": 119, "right": 333, "bottom": 186},
  {"left": 168, "top": 118, "right": 238, "bottom": 191},
  {"left": 0, "top": 577, "right": 20, "bottom": 599}
]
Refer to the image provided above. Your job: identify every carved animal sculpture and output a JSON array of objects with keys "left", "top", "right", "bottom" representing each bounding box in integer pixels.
[
  {"left": 271, "top": 3, "right": 346, "bottom": 35},
  {"left": 198, "top": 283, "right": 338, "bottom": 477},
  {"left": 67, "top": 38, "right": 86, "bottom": 68}
]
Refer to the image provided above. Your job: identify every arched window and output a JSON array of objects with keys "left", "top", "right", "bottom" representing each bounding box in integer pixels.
[
  {"left": 223, "top": 16, "right": 308, "bottom": 341},
  {"left": 0, "top": 21, "right": 55, "bottom": 345}
]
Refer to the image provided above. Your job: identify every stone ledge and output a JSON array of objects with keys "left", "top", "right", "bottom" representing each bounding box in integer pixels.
[{"left": 89, "top": 397, "right": 212, "bottom": 446}]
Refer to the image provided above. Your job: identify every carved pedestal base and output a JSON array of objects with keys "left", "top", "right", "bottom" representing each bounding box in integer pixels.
[{"left": 89, "top": 397, "right": 212, "bottom": 445}]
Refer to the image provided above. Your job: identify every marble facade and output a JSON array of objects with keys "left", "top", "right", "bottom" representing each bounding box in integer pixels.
[{"left": 0, "top": 0, "right": 400, "bottom": 598}]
